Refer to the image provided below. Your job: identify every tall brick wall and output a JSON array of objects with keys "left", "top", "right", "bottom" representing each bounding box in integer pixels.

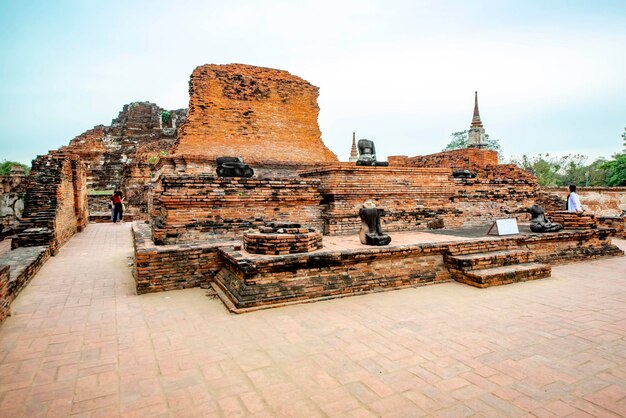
[
  {"left": 14, "top": 155, "right": 88, "bottom": 254},
  {"left": 300, "top": 164, "right": 538, "bottom": 235},
  {"left": 175, "top": 64, "right": 338, "bottom": 164},
  {"left": 389, "top": 148, "right": 498, "bottom": 171},
  {"left": 151, "top": 171, "right": 323, "bottom": 244}
]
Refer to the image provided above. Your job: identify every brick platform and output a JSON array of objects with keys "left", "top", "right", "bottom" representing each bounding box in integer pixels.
[
  {"left": 132, "top": 222, "right": 238, "bottom": 294},
  {"left": 210, "top": 228, "right": 623, "bottom": 312}
]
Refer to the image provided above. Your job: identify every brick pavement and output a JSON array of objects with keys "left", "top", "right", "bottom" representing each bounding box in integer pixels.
[{"left": 0, "top": 223, "right": 624, "bottom": 417}]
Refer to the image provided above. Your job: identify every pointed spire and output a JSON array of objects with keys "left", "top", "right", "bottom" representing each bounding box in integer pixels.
[
  {"left": 349, "top": 132, "right": 358, "bottom": 162},
  {"left": 471, "top": 91, "right": 483, "bottom": 128}
]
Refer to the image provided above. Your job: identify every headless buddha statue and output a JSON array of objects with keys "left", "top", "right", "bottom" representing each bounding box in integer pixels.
[{"left": 359, "top": 200, "right": 392, "bottom": 245}]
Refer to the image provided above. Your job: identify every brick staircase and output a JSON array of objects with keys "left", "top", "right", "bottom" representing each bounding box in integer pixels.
[{"left": 445, "top": 248, "right": 551, "bottom": 288}]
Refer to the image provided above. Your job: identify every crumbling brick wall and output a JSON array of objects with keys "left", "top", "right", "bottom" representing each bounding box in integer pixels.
[
  {"left": 151, "top": 173, "right": 323, "bottom": 244},
  {"left": 300, "top": 163, "right": 538, "bottom": 235},
  {"left": 175, "top": 64, "right": 338, "bottom": 164},
  {"left": 0, "top": 167, "right": 28, "bottom": 237},
  {"left": 13, "top": 154, "right": 88, "bottom": 254},
  {"left": 59, "top": 102, "right": 187, "bottom": 218},
  {"left": 389, "top": 148, "right": 499, "bottom": 171}
]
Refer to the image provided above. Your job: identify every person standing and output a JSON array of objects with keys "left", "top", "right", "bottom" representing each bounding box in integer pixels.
[
  {"left": 112, "top": 190, "right": 125, "bottom": 223},
  {"left": 566, "top": 185, "right": 583, "bottom": 213}
]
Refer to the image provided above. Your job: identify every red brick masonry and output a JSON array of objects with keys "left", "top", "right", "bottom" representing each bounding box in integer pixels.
[{"left": 133, "top": 222, "right": 623, "bottom": 310}]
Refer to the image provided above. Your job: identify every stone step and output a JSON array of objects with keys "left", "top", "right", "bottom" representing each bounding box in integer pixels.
[
  {"left": 445, "top": 249, "right": 533, "bottom": 271},
  {"left": 453, "top": 262, "right": 551, "bottom": 288}
]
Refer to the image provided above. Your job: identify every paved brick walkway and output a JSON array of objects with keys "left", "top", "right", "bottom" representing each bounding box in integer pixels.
[{"left": 0, "top": 223, "right": 625, "bottom": 417}]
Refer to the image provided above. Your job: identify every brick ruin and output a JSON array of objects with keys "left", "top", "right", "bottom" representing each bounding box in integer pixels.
[
  {"left": 13, "top": 154, "right": 88, "bottom": 255},
  {"left": 176, "top": 64, "right": 337, "bottom": 165},
  {"left": 131, "top": 63, "right": 623, "bottom": 311},
  {"left": 59, "top": 102, "right": 187, "bottom": 218}
]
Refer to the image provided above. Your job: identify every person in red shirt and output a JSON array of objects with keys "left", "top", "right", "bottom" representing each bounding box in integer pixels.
[{"left": 111, "top": 190, "right": 124, "bottom": 223}]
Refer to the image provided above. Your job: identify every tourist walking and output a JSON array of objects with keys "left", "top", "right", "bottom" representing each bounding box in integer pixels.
[
  {"left": 566, "top": 185, "right": 583, "bottom": 213},
  {"left": 112, "top": 190, "right": 125, "bottom": 223}
]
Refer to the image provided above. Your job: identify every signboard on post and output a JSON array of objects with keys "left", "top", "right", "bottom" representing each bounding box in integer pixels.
[{"left": 486, "top": 218, "right": 519, "bottom": 236}]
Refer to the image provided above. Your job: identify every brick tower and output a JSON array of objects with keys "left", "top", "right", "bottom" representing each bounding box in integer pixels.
[
  {"left": 468, "top": 91, "right": 486, "bottom": 148},
  {"left": 348, "top": 132, "right": 358, "bottom": 162}
]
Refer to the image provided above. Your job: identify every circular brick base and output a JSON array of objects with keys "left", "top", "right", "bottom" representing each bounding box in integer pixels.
[{"left": 243, "top": 223, "right": 323, "bottom": 255}]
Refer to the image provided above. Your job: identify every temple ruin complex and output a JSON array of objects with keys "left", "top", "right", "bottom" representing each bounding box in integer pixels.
[{"left": 0, "top": 63, "right": 624, "bottom": 320}]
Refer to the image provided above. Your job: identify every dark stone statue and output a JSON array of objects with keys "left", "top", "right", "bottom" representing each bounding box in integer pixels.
[
  {"left": 529, "top": 204, "right": 563, "bottom": 233},
  {"left": 452, "top": 170, "right": 477, "bottom": 179},
  {"left": 359, "top": 201, "right": 391, "bottom": 245},
  {"left": 356, "top": 139, "right": 389, "bottom": 167},
  {"left": 216, "top": 157, "right": 254, "bottom": 178}
]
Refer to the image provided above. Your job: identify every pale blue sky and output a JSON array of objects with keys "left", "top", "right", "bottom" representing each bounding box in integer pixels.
[{"left": 1, "top": 0, "right": 625, "bottom": 165}]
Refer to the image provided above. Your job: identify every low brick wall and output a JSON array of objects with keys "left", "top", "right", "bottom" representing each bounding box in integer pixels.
[
  {"left": 597, "top": 216, "right": 625, "bottom": 239},
  {"left": 214, "top": 243, "right": 451, "bottom": 312},
  {"left": 389, "top": 148, "right": 498, "bottom": 171},
  {"left": 0, "top": 266, "right": 10, "bottom": 323},
  {"left": 547, "top": 211, "right": 597, "bottom": 230},
  {"left": 132, "top": 222, "right": 237, "bottom": 294},
  {"left": 0, "top": 245, "right": 51, "bottom": 324},
  {"left": 525, "top": 229, "right": 622, "bottom": 264}
]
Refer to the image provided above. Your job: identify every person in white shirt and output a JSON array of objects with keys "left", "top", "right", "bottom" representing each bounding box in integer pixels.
[{"left": 567, "top": 185, "right": 583, "bottom": 213}]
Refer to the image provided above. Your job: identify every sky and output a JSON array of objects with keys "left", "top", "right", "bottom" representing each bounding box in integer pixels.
[{"left": 1, "top": 0, "right": 625, "bottom": 165}]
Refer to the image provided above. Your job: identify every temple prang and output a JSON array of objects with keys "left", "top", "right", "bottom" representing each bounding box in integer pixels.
[{"left": 468, "top": 91, "right": 487, "bottom": 148}]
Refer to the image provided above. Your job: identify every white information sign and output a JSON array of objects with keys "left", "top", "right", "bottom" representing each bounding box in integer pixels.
[{"left": 487, "top": 218, "right": 519, "bottom": 236}]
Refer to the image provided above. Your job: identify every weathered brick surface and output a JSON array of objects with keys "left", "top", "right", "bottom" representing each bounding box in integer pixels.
[
  {"left": 243, "top": 226, "right": 322, "bottom": 255},
  {"left": 175, "top": 64, "right": 338, "bottom": 164},
  {"left": 132, "top": 222, "right": 236, "bottom": 294},
  {"left": 389, "top": 148, "right": 498, "bottom": 171},
  {"left": 445, "top": 229, "right": 622, "bottom": 263},
  {"left": 13, "top": 155, "right": 88, "bottom": 254},
  {"left": 0, "top": 265, "right": 9, "bottom": 322},
  {"left": 543, "top": 186, "right": 626, "bottom": 216},
  {"left": 214, "top": 244, "right": 451, "bottom": 312},
  {"left": 151, "top": 173, "right": 323, "bottom": 244},
  {"left": 0, "top": 168, "right": 28, "bottom": 237},
  {"left": 454, "top": 262, "right": 551, "bottom": 288},
  {"left": 300, "top": 164, "right": 538, "bottom": 235},
  {"left": 547, "top": 211, "right": 597, "bottom": 229},
  {"left": 597, "top": 216, "right": 625, "bottom": 238}
]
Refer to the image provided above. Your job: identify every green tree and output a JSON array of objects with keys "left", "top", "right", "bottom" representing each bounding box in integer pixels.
[
  {"left": 0, "top": 160, "right": 30, "bottom": 176},
  {"left": 443, "top": 130, "right": 503, "bottom": 160},
  {"left": 509, "top": 153, "right": 605, "bottom": 187},
  {"left": 622, "top": 127, "right": 626, "bottom": 152},
  {"left": 601, "top": 154, "right": 626, "bottom": 186}
]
